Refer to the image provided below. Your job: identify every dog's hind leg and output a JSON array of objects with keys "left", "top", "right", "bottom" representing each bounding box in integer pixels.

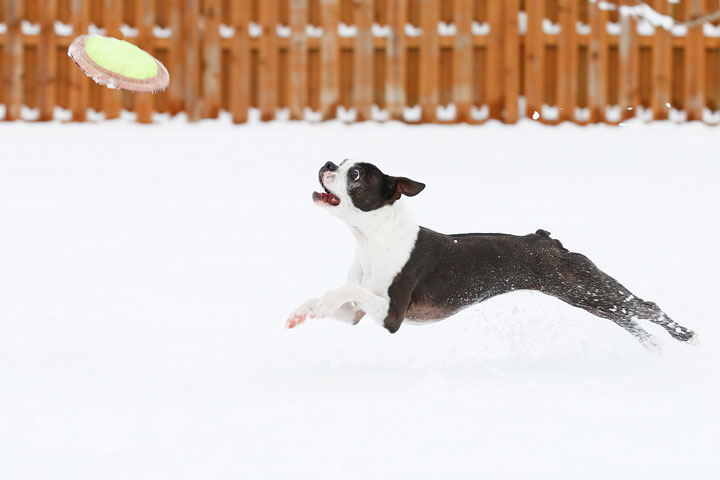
[{"left": 539, "top": 251, "right": 697, "bottom": 349}]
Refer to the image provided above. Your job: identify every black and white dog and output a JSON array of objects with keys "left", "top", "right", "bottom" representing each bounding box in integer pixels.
[{"left": 287, "top": 160, "right": 698, "bottom": 351}]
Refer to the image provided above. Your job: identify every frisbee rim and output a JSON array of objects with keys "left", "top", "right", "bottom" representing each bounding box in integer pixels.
[{"left": 68, "top": 35, "right": 170, "bottom": 94}]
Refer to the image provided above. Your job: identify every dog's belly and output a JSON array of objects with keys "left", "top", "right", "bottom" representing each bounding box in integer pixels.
[{"left": 404, "top": 301, "right": 459, "bottom": 322}]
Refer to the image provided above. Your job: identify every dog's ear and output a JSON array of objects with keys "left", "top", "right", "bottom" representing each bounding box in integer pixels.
[{"left": 387, "top": 176, "right": 425, "bottom": 200}]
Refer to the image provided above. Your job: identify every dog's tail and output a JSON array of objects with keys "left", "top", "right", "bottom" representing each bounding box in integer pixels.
[{"left": 535, "top": 229, "right": 568, "bottom": 252}]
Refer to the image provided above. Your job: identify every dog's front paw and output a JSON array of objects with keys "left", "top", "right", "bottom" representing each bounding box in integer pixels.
[
  {"left": 311, "top": 288, "right": 352, "bottom": 319},
  {"left": 286, "top": 298, "right": 318, "bottom": 329}
]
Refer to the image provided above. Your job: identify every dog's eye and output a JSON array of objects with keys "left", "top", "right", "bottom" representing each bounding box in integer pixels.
[{"left": 349, "top": 169, "right": 360, "bottom": 181}]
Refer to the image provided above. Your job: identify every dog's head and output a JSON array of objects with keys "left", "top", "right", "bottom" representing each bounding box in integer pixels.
[{"left": 312, "top": 160, "right": 425, "bottom": 224}]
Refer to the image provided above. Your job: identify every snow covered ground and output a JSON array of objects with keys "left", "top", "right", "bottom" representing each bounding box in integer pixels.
[{"left": 1, "top": 116, "right": 719, "bottom": 479}]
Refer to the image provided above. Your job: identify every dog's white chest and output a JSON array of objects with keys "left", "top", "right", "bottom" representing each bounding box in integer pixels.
[{"left": 352, "top": 211, "right": 419, "bottom": 298}]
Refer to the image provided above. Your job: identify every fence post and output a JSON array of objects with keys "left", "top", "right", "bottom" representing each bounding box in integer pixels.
[
  {"left": 320, "top": 0, "right": 340, "bottom": 119},
  {"left": 419, "top": 0, "right": 439, "bottom": 122},
  {"left": 651, "top": 0, "right": 671, "bottom": 120},
  {"left": 524, "top": 0, "right": 543, "bottom": 121},
  {"left": 289, "top": 0, "right": 308, "bottom": 120},
  {"left": 486, "top": 0, "right": 502, "bottom": 120},
  {"left": 618, "top": 5, "right": 638, "bottom": 122},
  {"left": 354, "top": 0, "right": 373, "bottom": 121},
  {"left": 230, "top": 0, "right": 250, "bottom": 123},
  {"left": 167, "top": 0, "right": 185, "bottom": 116},
  {"left": 70, "top": 0, "right": 89, "bottom": 122},
  {"left": 37, "top": 0, "right": 57, "bottom": 121},
  {"left": 453, "top": 0, "right": 472, "bottom": 123},
  {"left": 202, "top": 0, "right": 221, "bottom": 118},
  {"left": 557, "top": 0, "right": 578, "bottom": 122},
  {"left": 503, "top": 0, "right": 520, "bottom": 123},
  {"left": 183, "top": 0, "right": 201, "bottom": 121},
  {"left": 588, "top": 0, "right": 608, "bottom": 123},
  {"left": 386, "top": 0, "right": 407, "bottom": 121},
  {"left": 259, "top": 0, "right": 278, "bottom": 121},
  {"left": 685, "top": 0, "right": 705, "bottom": 121},
  {"left": 136, "top": 0, "right": 155, "bottom": 124},
  {"left": 3, "top": 0, "right": 23, "bottom": 121}
]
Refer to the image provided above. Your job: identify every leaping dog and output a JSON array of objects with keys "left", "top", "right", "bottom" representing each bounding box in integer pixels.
[{"left": 286, "top": 160, "right": 698, "bottom": 352}]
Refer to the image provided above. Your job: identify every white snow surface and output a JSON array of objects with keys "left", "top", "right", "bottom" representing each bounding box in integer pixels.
[{"left": 1, "top": 117, "right": 719, "bottom": 479}]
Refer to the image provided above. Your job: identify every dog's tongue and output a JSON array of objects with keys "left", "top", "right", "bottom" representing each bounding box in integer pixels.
[
  {"left": 327, "top": 194, "right": 340, "bottom": 206},
  {"left": 312, "top": 191, "right": 340, "bottom": 206}
]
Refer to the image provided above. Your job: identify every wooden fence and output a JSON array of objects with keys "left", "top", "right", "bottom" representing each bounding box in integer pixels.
[{"left": 1, "top": 0, "right": 719, "bottom": 124}]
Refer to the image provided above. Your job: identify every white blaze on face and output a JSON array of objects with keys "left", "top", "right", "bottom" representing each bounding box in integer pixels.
[{"left": 318, "top": 160, "right": 363, "bottom": 223}]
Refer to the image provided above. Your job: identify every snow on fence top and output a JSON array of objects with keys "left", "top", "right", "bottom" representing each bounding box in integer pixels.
[{"left": 0, "top": 0, "right": 719, "bottom": 125}]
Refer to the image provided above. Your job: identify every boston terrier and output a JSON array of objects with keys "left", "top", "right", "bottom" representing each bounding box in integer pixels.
[{"left": 286, "top": 160, "right": 698, "bottom": 351}]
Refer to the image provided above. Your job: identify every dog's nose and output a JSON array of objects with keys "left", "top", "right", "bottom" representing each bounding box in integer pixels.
[{"left": 320, "top": 161, "right": 338, "bottom": 174}]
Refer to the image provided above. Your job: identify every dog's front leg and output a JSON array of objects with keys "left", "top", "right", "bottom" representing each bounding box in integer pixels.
[
  {"left": 311, "top": 285, "right": 388, "bottom": 324},
  {"left": 286, "top": 297, "right": 318, "bottom": 329},
  {"left": 286, "top": 295, "right": 366, "bottom": 329}
]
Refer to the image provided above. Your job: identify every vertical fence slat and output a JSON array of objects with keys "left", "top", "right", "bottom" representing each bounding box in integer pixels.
[
  {"left": 289, "top": 0, "right": 308, "bottom": 120},
  {"left": 320, "top": 0, "right": 339, "bottom": 119},
  {"left": 524, "top": 0, "right": 543, "bottom": 120},
  {"left": 557, "top": 0, "right": 578, "bottom": 122},
  {"left": 103, "top": 0, "right": 122, "bottom": 119},
  {"left": 259, "top": 0, "right": 278, "bottom": 120},
  {"left": 588, "top": 0, "right": 608, "bottom": 123},
  {"left": 453, "top": 0, "right": 472, "bottom": 122},
  {"left": 685, "top": 0, "right": 705, "bottom": 121},
  {"left": 618, "top": 9, "right": 638, "bottom": 122},
  {"left": 419, "top": 0, "right": 439, "bottom": 122},
  {"left": 184, "top": 0, "right": 201, "bottom": 121},
  {"left": 230, "top": 0, "right": 250, "bottom": 123},
  {"left": 386, "top": 0, "right": 406, "bottom": 120},
  {"left": 354, "top": 0, "right": 373, "bottom": 121},
  {"left": 3, "top": 0, "right": 23, "bottom": 120},
  {"left": 167, "top": 0, "right": 184, "bottom": 116},
  {"left": 70, "top": 0, "right": 90, "bottom": 122},
  {"left": 136, "top": 0, "right": 154, "bottom": 123},
  {"left": 502, "top": 0, "right": 519, "bottom": 123},
  {"left": 651, "top": 0, "right": 671, "bottom": 120},
  {"left": 37, "top": 0, "right": 57, "bottom": 121},
  {"left": 203, "top": 0, "right": 221, "bottom": 118},
  {"left": 486, "top": 0, "right": 502, "bottom": 120}
]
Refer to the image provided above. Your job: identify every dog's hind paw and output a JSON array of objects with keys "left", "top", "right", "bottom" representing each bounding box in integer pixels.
[
  {"left": 641, "top": 336, "right": 663, "bottom": 354},
  {"left": 686, "top": 333, "right": 701, "bottom": 345}
]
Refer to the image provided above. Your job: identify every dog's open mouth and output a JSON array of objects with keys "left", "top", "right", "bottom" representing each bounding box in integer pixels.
[{"left": 313, "top": 184, "right": 341, "bottom": 206}]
